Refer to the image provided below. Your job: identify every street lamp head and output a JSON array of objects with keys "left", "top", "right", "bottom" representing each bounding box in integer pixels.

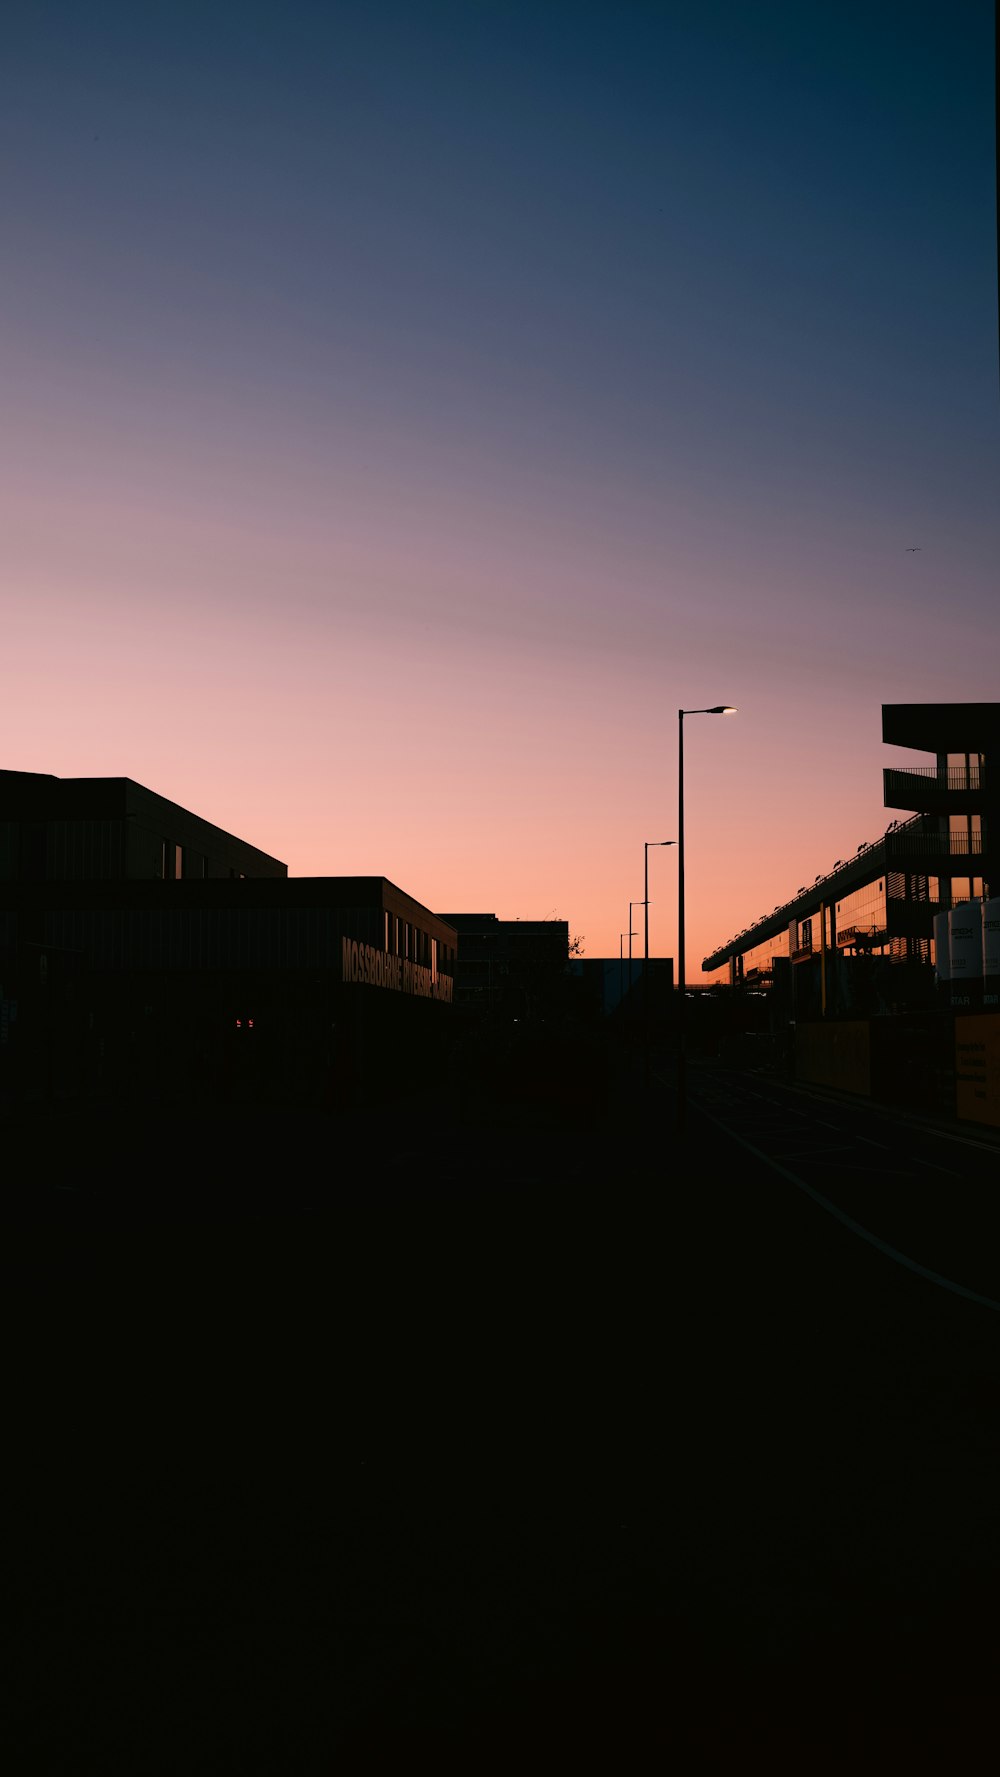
[{"left": 708, "top": 705, "right": 738, "bottom": 715}]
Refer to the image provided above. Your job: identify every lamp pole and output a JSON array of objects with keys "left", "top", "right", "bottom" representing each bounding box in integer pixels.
[
  {"left": 621, "top": 927, "right": 637, "bottom": 1015},
  {"left": 677, "top": 706, "right": 737, "bottom": 1134},
  {"left": 644, "top": 839, "right": 675, "bottom": 1085},
  {"left": 628, "top": 901, "right": 643, "bottom": 1006}
]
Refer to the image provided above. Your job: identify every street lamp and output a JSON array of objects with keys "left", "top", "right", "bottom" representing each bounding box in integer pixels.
[
  {"left": 620, "top": 926, "right": 637, "bottom": 1012},
  {"left": 628, "top": 900, "right": 644, "bottom": 995},
  {"left": 677, "top": 705, "right": 737, "bottom": 1133},
  {"left": 644, "top": 839, "right": 675, "bottom": 1081}
]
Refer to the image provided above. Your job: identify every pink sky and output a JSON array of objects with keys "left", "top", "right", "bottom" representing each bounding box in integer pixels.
[
  {"left": 5, "top": 360, "right": 996, "bottom": 976},
  {"left": 3, "top": 5, "right": 997, "bottom": 977}
]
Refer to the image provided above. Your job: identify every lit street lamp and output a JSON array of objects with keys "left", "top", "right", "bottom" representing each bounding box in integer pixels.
[{"left": 677, "top": 705, "right": 737, "bottom": 1132}]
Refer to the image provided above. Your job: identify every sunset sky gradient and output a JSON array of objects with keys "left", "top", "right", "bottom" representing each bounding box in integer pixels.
[{"left": 3, "top": 1, "right": 997, "bottom": 974}]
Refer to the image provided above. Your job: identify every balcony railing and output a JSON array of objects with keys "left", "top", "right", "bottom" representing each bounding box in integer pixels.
[
  {"left": 837, "top": 925, "right": 889, "bottom": 950},
  {"left": 704, "top": 805, "right": 987, "bottom": 970},
  {"left": 885, "top": 830, "right": 982, "bottom": 859},
  {"left": 885, "top": 764, "right": 984, "bottom": 792}
]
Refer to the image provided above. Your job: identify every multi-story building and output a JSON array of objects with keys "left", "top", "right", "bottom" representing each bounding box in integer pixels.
[
  {"left": 438, "top": 914, "right": 569, "bottom": 1017},
  {"left": 702, "top": 703, "right": 997, "bottom": 1013},
  {"left": 0, "top": 769, "right": 288, "bottom": 882},
  {"left": 1, "top": 771, "right": 456, "bottom": 1112}
]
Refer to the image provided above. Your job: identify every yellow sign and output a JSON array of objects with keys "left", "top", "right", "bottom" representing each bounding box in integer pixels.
[{"left": 955, "top": 1014, "right": 1000, "bottom": 1128}]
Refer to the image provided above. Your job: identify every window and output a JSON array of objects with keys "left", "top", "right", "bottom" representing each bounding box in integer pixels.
[{"left": 174, "top": 844, "right": 183, "bottom": 880}]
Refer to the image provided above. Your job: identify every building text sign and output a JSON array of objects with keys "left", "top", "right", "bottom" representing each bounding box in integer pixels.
[
  {"left": 342, "top": 938, "right": 453, "bottom": 1002},
  {"left": 955, "top": 1014, "right": 1000, "bottom": 1129}
]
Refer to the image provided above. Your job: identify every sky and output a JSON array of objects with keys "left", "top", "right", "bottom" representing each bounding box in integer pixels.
[{"left": 2, "top": 1, "right": 997, "bottom": 976}]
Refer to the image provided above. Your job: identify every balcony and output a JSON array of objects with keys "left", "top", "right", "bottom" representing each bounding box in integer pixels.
[
  {"left": 884, "top": 828, "right": 982, "bottom": 861},
  {"left": 837, "top": 925, "right": 889, "bottom": 952},
  {"left": 884, "top": 763, "right": 984, "bottom": 814}
]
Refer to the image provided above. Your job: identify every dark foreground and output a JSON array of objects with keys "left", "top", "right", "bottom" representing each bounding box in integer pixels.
[{"left": 5, "top": 1044, "right": 1000, "bottom": 1772}]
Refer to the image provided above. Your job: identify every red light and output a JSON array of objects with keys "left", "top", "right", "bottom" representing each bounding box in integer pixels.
[
  {"left": 248, "top": 1018, "right": 254, "bottom": 1029},
  {"left": 235, "top": 1018, "right": 241, "bottom": 1028}
]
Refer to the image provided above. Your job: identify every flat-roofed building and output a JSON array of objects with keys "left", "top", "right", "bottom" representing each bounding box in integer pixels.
[
  {"left": 0, "top": 770, "right": 287, "bottom": 882},
  {"left": 437, "top": 913, "right": 569, "bottom": 1016},
  {"left": 0, "top": 772, "right": 456, "bottom": 1113}
]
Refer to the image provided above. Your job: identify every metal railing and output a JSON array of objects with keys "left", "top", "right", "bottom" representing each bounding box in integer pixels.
[
  {"left": 885, "top": 830, "right": 982, "bottom": 858},
  {"left": 705, "top": 803, "right": 988, "bottom": 970},
  {"left": 836, "top": 924, "right": 889, "bottom": 948},
  {"left": 885, "top": 764, "right": 984, "bottom": 791}
]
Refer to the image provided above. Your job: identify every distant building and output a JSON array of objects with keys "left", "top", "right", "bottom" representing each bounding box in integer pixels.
[
  {"left": 702, "top": 703, "right": 998, "bottom": 1016},
  {"left": 437, "top": 914, "right": 569, "bottom": 1017},
  {"left": 1, "top": 772, "right": 455, "bottom": 1112},
  {"left": 567, "top": 957, "right": 673, "bottom": 1019}
]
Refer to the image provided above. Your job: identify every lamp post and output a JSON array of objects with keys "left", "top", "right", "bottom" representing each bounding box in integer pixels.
[
  {"left": 620, "top": 927, "right": 637, "bottom": 1014},
  {"left": 677, "top": 706, "right": 737, "bottom": 1133},
  {"left": 628, "top": 901, "right": 644, "bottom": 1007},
  {"left": 644, "top": 839, "right": 675, "bottom": 1083}
]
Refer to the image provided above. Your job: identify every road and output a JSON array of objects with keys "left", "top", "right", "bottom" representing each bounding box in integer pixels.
[
  {"left": 5, "top": 1055, "right": 1000, "bottom": 1771},
  {"left": 679, "top": 1061, "right": 1000, "bottom": 1310}
]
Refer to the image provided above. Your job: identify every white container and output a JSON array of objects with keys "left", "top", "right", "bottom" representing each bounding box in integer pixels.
[
  {"left": 933, "top": 908, "right": 951, "bottom": 983},
  {"left": 949, "top": 901, "right": 983, "bottom": 982},
  {"left": 982, "top": 897, "right": 1000, "bottom": 980}
]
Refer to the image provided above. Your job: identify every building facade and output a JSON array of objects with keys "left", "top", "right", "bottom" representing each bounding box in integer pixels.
[
  {"left": 438, "top": 914, "right": 570, "bottom": 1017},
  {"left": 703, "top": 704, "right": 997, "bottom": 1014},
  {"left": 1, "top": 773, "right": 456, "bottom": 1112},
  {"left": 0, "top": 770, "right": 288, "bottom": 882}
]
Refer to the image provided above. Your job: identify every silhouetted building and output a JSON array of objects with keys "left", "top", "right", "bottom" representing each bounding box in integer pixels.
[
  {"left": 568, "top": 956, "right": 673, "bottom": 1019},
  {"left": 0, "top": 770, "right": 287, "bottom": 881},
  {"left": 1, "top": 773, "right": 456, "bottom": 1112},
  {"left": 703, "top": 704, "right": 998, "bottom": 1017},
  {"left": 438, "top": 914, "right": 569, "bottom": 1017}
]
